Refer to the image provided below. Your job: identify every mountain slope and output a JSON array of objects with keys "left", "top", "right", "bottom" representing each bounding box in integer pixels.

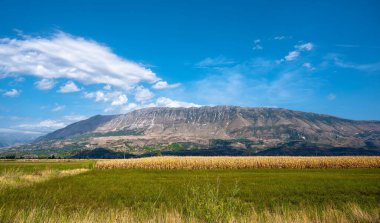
[{"left": 29, "top": 106, "right": 380, "bottom": 156}]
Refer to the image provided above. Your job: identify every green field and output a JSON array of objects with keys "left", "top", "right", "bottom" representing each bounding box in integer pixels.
[{"left": 0, "top": 160, "right": 379, "bottom": 222}]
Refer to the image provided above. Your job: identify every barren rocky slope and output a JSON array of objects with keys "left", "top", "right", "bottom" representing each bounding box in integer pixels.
[{"left": 25, "top": 106, "right": 380, "bottom": 156}]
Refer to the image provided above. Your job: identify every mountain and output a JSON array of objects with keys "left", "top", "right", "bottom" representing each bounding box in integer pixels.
[
  {"left": 0, "top": 132, "right": 41, "bottom": 148},
  {"left": 4, "top": 106, "right": 380, "bottom": 157}
]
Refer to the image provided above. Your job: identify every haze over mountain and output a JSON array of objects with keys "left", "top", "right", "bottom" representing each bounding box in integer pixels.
[
  {"left": 0, "top": 131, "right": 41, "bottom": 148},
  {"left": 5, "top": 106, "right": 380, "bottom": 157}
]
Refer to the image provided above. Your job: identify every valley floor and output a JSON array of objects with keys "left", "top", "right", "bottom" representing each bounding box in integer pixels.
[{"left": 0, "top": 159, "right": 379, "bottom": 222}]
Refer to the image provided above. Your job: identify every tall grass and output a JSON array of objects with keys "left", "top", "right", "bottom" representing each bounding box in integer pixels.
[
  {"left": 0, "top": 201, "right": 378, "bottom": 223},
  {"left": 0, "top": 168, "right": 89, "bottom": 190},
  {"left": 96, "top": 156, "right": 380, "bottom": 169}
]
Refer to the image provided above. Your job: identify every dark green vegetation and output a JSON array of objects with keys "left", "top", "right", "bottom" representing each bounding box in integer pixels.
[{"left": 0, "top": 160, "right": 379, "bottom": 220}]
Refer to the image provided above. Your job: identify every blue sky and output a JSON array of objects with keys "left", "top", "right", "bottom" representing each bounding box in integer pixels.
[{"left": 0, "top": 0, "right": 380, "bottom": 135}]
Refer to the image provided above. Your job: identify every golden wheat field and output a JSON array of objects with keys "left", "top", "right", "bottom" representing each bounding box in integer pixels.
[{"left": 96, "top": 156, "right": 380, "bottom": 169}]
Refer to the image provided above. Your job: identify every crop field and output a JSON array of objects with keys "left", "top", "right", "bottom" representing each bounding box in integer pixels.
[
  {"left": 0, "top": 158, "right": 379, "bottom": 223},
  {"left": 97, "top": 156, "right": 380, "bottom": 169}
]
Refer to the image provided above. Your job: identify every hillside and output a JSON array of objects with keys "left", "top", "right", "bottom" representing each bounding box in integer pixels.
[{"left": 5, "top": 106, "right": 380, "bottom": 157}]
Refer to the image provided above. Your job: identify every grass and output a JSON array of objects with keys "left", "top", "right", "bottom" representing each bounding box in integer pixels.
[
  {"left": 0, "top": 159, "right": 95, "bottom": 173},
  {"left": 0, "top": 159, "right": 379, "bottom": 222}
]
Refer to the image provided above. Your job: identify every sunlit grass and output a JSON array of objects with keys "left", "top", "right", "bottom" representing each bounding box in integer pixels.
[
  {"left": 0, "top": 159, "right": 379, "bottom": 222},
  {"left": 96, "top": 156, "right": 380, "bottom": 169}
]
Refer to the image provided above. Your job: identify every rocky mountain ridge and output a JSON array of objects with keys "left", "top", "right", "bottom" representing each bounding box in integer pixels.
[{"left": 23, "top": 106, "right": 380, "bottom": 157}]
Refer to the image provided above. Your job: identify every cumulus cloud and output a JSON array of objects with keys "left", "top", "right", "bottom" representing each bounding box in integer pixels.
[
  {"left": 154, "top": 97, "right": 201, "bottom": 108},
  {"left": 35, "top": 78, "right": 55, "bottom": 90},
  {"left": 3, "top": 89, "right": 20, "bottom": 97},
  {"left": 111, "top": 94, "right": 128, "bottom": 106},
  {"left": 152, "top": 81, "right": 181, "bottom": 89},
  {"left": 0, "top": 32, "right": 160, "bottom": 90},
  {"left": 118, "top": 98, "right": 201, "bottom": 113},
  {"left": 84, "top": 90, "right": 128, "bottom": 106},
  {"left": 58, "top": 81, "right": 80, "bottom": 93},
  {"left": 135, "top": 86, "right": 154, "bottom": 102}
]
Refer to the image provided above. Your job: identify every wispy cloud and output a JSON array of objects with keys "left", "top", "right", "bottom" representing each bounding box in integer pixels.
[
  {"left": 274, "top": 36, "right": 285, "bottom": 40},
  {"left": 302, "top": 62, "right": 315, "bottom": 70},
  {"left": 17, "top": 119, "right": 66, "bottom": 131},
  {"left": 280, "top": 42, "right": 314, "bottom": 62},
  {"left": 15, "top": 115, "right": 88, "bottom": 133},
  {"left": 3, "top": 89, "right": 21, "bottom": 97},
  {"left": 152, "top": 81, "right": 181, "bottom": 89},
  {"left": 51, "top": 105, "right": 65, "bottom": 112},
  {"left": 335, "top": 60, "right": 380, "bottom": 72},
  {"left": 284, "top": 51, "right": 300, "bottom": 61},
  {"left": 195, "top": 56, "right": 235, "bottom": 68},
  {"left": 35, "top": 78, "right": 55, "bottom": 90},
  {"left": 295, "top": 42, "right": 314, "bottom": 51},
  {"left": 328, "top": 54, "right": 380, "bottom": 72},
  {"left": 188, "top": 58, "right": 317, "bottom": 106},
  {"left": 252, "top": 39, "right": 263, "bottom": 50}
]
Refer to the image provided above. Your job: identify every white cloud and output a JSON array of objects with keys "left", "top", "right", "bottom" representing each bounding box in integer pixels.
[
  {"left": 152, "top": 81, "right": 181, "bottom": 89},
  {"left": 135, "top": 86, "right": 154, "bottom": 102},
  {"left": 120, "top": 103, "right": 139, "bottom": 113},
  {"left": 15, "top": 115, "right": 88, "bottom": 133},
  {"left": 17, "top": 119, "right": 66, "bottom": 131},
  {"left": 0, "top": 32, "right": 160, "bottom": 90},
  {"left": 3, "top": 89, "right": 20, "bottom": 97},
  {"left": 0, "top": 127, "right": 42, "bottom": 135},
  {"left": 103, "top": 84, "right": 112, "bottom": 90},
  {"left": 188, "top": 59, "right": 316, "bottom": 106},
  {"left": 332, "top": 57, "right": 380, "bottom": 72},
  {"left": 274, "top": 36, "right": 285, "bottom": 40},
  {"left": 84, "top": 90, "right": 128, "bottom": 106},
  {"left": 196, "top": 56, "right": 235, "bottom": 68},
  {"left": 58, "top": 81, "right": 80, "bottom": 93},
  {"left": 117, "top": 98, "right": 201, "bottom": 113},
  {"left": 295, "top": 42, "right": 314, "bottom": 51},
  {"left": 51, "top": 105, "right": 65, "bottom": 112},
  {"left": 284, "top": 51, "right": 300, "bottom": 61},
  {"left": 111, "top": 94, "right": 128, "bottom": 106},
  {"left": 35, "top": 78, "right": 55, "bottom": 90},
  {"left": 281, "top": 42, "right": 314, "bottom": 62},
  {"left": 302, "top": 62, "right": 315, "bottom": 70},
  {"left": 63, "top": 115, "right": 87, "bottom": 122},
  {"left": 154, "top": 97, "right": 201, "bottom": 108}
]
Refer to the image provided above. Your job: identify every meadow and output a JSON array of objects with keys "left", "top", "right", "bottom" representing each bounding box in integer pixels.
[{"left": 0, "top": 157, "right": 379, "bottom": 222}]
